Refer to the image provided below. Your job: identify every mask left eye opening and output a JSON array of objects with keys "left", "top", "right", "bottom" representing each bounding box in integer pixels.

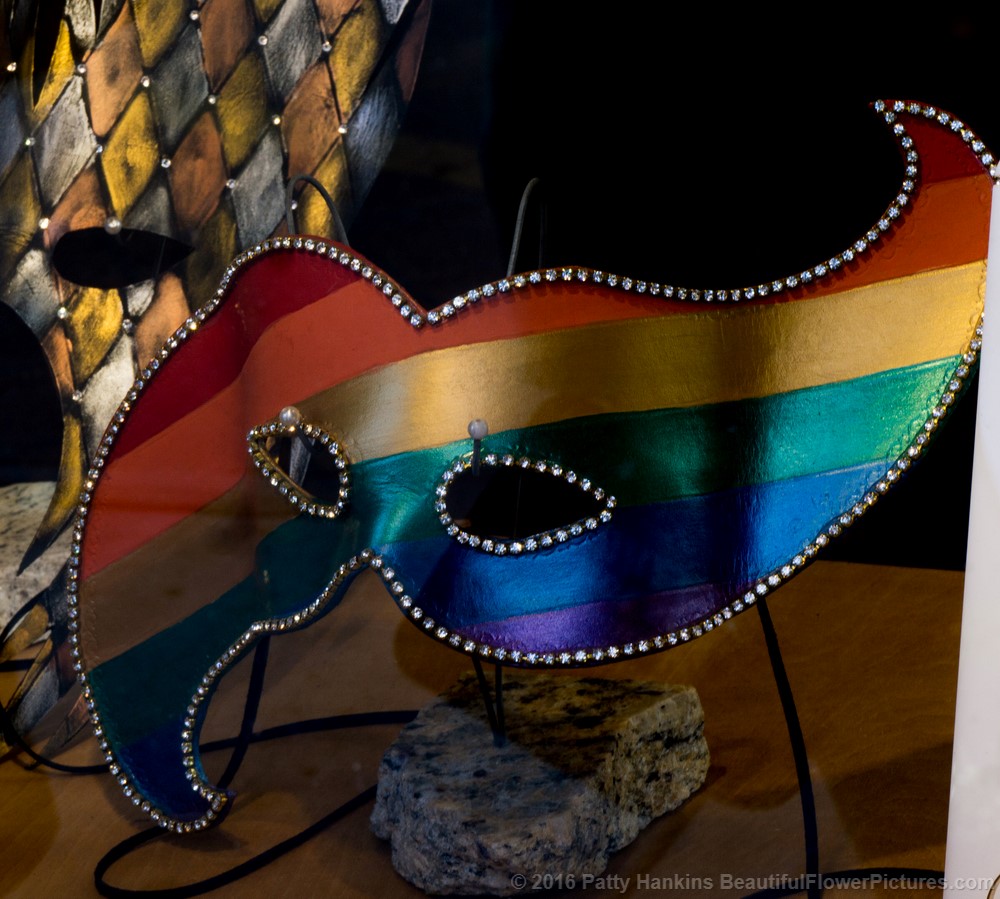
[
  {"left": 435, "top": 454, "right": 616, "bottom": 555},
  {"left": 247, "top": 412, "right": 350, "bottom": 519}
]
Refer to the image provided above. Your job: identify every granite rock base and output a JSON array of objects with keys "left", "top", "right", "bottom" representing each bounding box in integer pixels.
[
  {"left": 371, "top": 674, "right": 709, "bottom": 895},
  {"left": 0, "top": 482, "right": 70, "bottom": 626}
]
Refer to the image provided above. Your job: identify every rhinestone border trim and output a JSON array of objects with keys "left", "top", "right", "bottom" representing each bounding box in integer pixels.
[
  {"left": 434, "top": 453, "right": 616, "bottom": 554},
  {"left": 67, "top": 100, "right": 995, "bottom": 831},
  {"left": 247, "top": 418, "right": 350, "bottom": 518}
]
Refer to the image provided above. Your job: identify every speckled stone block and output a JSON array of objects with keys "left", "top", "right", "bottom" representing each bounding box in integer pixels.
[
  {"left": 372, "top": 674, "right": 709, "bottom": 895},
  {"left": 0, "top": 482, "right": 71, "bottom": 626}
]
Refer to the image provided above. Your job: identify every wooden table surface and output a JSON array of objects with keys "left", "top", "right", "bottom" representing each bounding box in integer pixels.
[{"left": 0, "top": 561, "right": 964, "bottom": 897}]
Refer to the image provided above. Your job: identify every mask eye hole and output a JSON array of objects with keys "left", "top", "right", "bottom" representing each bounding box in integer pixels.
[
  {"left": 437, "top": 454, "right": 615, "bottom": 554},
  {"left": 52, "top": 227, "right": 192, "bottom": 289},
  {"left": 247, "top": 413, "right": 350, "bottom": 518}
]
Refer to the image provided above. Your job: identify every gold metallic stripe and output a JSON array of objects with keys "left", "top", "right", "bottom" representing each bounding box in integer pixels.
[{"left": 300, "top": 261, "right": 985, "bottom": 461}]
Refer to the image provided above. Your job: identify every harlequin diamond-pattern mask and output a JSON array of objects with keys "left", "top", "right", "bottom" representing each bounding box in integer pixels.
[
  {"left": 1, "top": 0, "right": 429, "bottom": 566},
  {"left": 74, "top": 102, "right": 995, "bottom": 829},
  {"left": 0, "top": 0, "right": 429, "bottom": 753}
]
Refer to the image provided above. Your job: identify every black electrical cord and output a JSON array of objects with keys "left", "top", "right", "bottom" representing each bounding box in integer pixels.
[
  {"left": 216, "top": 635, "right": 271, "bottom": 791},
  {"left": 94, "top": 785, "right": 379, "bottom": 899},
  {"left": 2, "top": 633, "right": 418, "bottom": 896},
  {"left": 91, "top": 631, "right": 417, "bottom": 897}
]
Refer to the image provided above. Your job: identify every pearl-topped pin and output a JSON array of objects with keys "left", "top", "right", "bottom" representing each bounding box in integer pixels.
[
  {"left": 279, "top": 405, "right": 314, "bottom": 485},
  {"left": 278, "top": 405, "right": 302, "bottom": 429},
  {"left": 468, "top": 418, "right": 488, "bottom": 475}
]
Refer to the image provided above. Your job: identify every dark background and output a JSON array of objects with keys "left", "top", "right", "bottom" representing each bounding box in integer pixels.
[{"left": 5, "top": 2, "right": 998, "bottom": 568}]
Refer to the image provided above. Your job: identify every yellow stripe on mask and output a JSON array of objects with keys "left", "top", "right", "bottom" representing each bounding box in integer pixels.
[{"left": 299, "top": 261, "right": 985, "bottom": 463}]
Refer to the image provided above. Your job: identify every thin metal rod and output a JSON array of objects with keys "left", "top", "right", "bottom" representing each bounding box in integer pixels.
[
  {"left": 471, "top": 658, "right": 505, "bottom": 747},
  {"left": 493, "top": 663, "right": 505, "bottom": 745},
  {"left": 756, "top": 598, "right": 820, "bottom": 899},
  {"left": 285, "top": 173, "right": 349, "bottom": 244},
  {"left": 506, "top": 177, "right": 545, "bottom": 277}
]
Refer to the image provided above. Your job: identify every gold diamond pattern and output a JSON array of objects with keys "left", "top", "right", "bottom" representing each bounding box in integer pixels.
[
  {"left": 41, "top": 322, "right": 74, "bottom": 400},
  {"left": 102, "top": 90, "right": 160, "bottom": 218},
  {"left": 215, "top": 50, "right": 269, "bottom": 171},
  {"left": 65, "top": 285, "right": 125, "bottom": 383},
  {"left": 0, "top": 154, "right": 41, "bottom": 282},
  {"left": 35, "top": 413, "right": 85, "bottom": 543},
  {"left": 184, "top": 201, "right": 238, "bottom": 305},
  {"left": 329, "top": 0, "right": 385, "bottom": 120},
  {"left": 254, "top": 0, "right": 285, "bottom": 23},
  {"left": 131, "top": 0, "right": 187, "bottom": 68},
  {"left": 28, "top": 19, "right": 75, "bottom": 124}
]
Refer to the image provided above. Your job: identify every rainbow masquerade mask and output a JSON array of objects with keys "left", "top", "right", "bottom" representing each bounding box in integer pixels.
[{"left": 73, "top": 101, "right": 995, "bottom": 829}]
